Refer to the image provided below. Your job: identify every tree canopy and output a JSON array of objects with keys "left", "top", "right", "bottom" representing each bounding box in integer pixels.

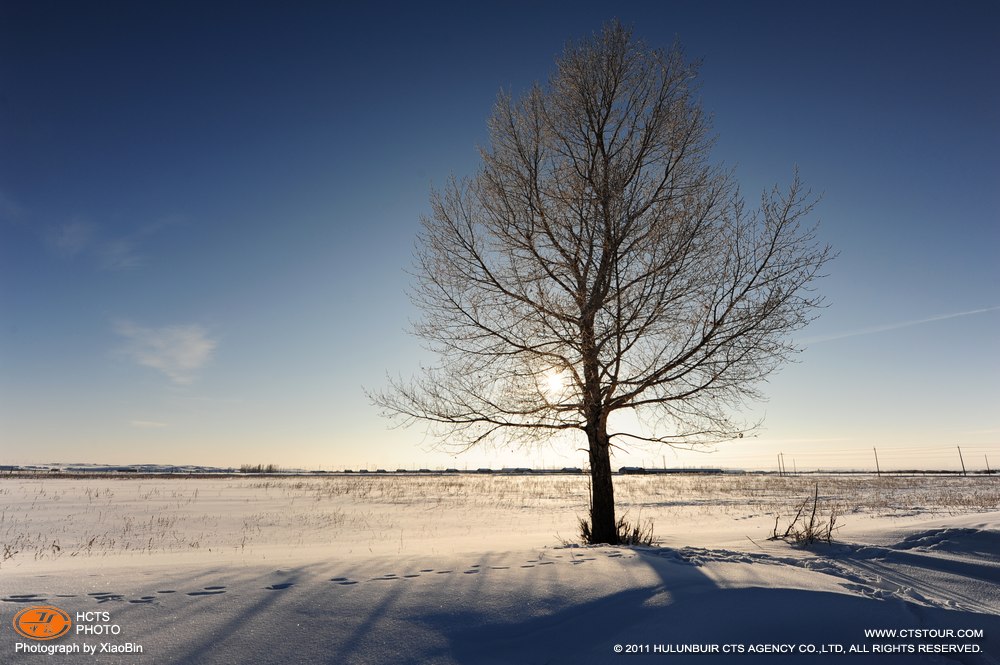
[{"left": 374, "top": 22, "right": 832, "bottom": 543}]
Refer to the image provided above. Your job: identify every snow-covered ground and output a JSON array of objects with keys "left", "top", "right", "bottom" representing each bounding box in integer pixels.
[{"left": 1, "top": 474, "right": 998, "bottom": 663}]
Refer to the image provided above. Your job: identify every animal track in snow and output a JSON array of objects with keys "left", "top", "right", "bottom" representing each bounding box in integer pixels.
[
  {"left": 330, "top": 578, "right": 358, "bottom": 585},
  {"left": 88, "top": 592, "right": 125, "bottom": 603}
]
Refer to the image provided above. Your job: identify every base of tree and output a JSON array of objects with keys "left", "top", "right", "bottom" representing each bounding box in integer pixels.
[{"left": 579, "top": 514, "right": 657, "bottom": 546}]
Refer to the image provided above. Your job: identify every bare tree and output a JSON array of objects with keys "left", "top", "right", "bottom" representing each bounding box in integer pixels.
[{"left": 373, "top": 22, "right": 832, "bottom": 544}]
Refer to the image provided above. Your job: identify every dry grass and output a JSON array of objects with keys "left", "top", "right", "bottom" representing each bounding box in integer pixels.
[
  {"left": 768, "top": 484, "right": 839, "bottom": 546},
  {"left": 1, "top": 473, "right": 996, "bottom": 567}
]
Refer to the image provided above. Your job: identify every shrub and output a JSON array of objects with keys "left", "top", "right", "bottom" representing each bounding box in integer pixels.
[
  {"left": 769, "top": 483, "right": 838, "bottom": 546},
  {"left": 579, "top": 513, "right": 657, "bottom": 546}
]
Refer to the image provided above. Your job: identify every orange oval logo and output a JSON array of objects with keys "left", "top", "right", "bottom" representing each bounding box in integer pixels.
[{"left": 12, "top": 605, "right": 72, "bottom": 640}]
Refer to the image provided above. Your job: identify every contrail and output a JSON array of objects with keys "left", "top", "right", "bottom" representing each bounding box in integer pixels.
[{"left": 801, "top": 305, "right": 1000, "bottom": 345}]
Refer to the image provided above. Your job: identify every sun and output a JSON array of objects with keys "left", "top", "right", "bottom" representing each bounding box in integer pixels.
[{"left": 542, "top": 369, "right": 568, "bottom": 398}]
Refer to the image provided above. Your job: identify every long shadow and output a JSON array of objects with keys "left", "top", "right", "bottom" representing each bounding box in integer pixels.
[
  {"left": 423, "top": 547, "right": 1000, "bottom": 665},
  {"left": 185, "top": 564, "right": 420, "bottom": 665},
  {"left": 99, "top": 547, "right": 998, "bottom": 664},
  {"left": 164, "top": 568, "right": 312, "bottom": 665}
]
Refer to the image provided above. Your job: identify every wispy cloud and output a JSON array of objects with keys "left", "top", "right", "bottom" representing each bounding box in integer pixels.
[
  {"left": 753, "top": 437, "right": 856, "bottom": 444},
  {"left": 99, "top": 238, "right": 144, "bottom": 270},
  {"left": 44, "top": 215, "right": 183, "bottom": 271},
  {"left": 48, "top": 220, "right": 96, "bottom": 257},
  {"left": 115, "top": 321, "right": 217, "bottom": 384},
  {"left": 130, "top": 420, "right": 168, "bottom": 429},
  {"left": 0, "top": 190, "right": 27, "bottom": 226},
  {"left": 802, "top": 306, "right": 1000, "bottom": 345}
]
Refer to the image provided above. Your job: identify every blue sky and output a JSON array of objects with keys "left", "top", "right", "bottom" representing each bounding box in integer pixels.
[{"left": 2, "top": 1, "right": 997, "bottom": 471}]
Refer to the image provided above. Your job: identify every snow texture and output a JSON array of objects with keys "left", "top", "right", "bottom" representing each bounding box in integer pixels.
[{"left": 1, "top": 474, "right": 997, "bottom": 663}]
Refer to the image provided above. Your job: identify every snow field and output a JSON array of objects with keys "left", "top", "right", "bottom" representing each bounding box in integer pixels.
[{"left": 1, "top": 473, "right": 998, "bottom": 664}]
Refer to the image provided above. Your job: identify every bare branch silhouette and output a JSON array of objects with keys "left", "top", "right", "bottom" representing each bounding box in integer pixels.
[{"left": 373, "top": 21, "right": 832, "bottom": 544}]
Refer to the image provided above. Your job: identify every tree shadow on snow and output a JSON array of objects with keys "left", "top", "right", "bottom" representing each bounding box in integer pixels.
[{"left": 432, "top": 547, "right": 1000, "bottom": 665}]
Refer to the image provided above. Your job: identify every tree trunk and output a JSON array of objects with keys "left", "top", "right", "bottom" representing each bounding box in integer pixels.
[
  {"left": 581, "top": 304, "right": 617, "bottom": 544},
  {"left": 587, "top": 423, "right": 618, "bottom": 544}
]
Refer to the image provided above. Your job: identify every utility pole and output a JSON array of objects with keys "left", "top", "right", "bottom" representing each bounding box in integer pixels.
[
  {"left": 777, "top": 454, "right": 783, "bottom": 476},
  {"left": 986, "top": 455, "right": 992, "bottom": 475},
  {"left": 957, "top": 446, "right": 967, "bottom": 476},
  {"left": 873, "top": 447, "right": 881, "bottom": 478}
]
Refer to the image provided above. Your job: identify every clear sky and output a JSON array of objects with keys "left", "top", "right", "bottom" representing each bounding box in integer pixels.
[{"left": 2, "top": 1, "right": 997, "bottom": 472}]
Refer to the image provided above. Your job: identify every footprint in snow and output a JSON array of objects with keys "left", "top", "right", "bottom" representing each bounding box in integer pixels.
[
  {"left": 128, "top": 597, "right": 156, "bottom": 604},
  {"left": 3, "top": 594, "right": 48, "bottom": 603},
  {"left": 187, "top": 586, "right": 226, "bottom": 596},
  {"left": 89, "top": 592, "right": 125, "bottom": 603},
  {"left": 330, "top": 578, "right": 358, "bottom": 585},
  {"left": 265, "top": 583, "right": 294, "bottom": 591}
]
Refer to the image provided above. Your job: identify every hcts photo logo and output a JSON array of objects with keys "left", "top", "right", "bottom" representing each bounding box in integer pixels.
[{"left": 11, "top": 605, "right": 73, "bottom": 641}]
